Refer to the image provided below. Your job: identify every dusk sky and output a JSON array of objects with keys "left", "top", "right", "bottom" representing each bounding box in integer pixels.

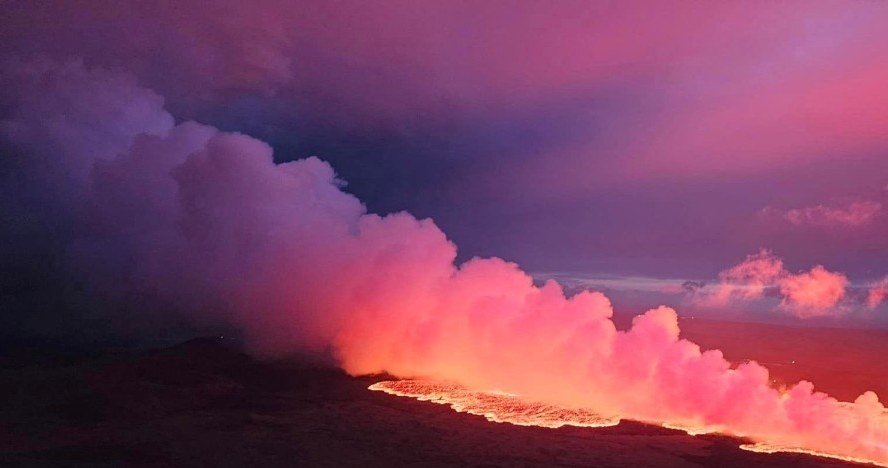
[
  {"left": 3, "top": 2, "right": 888, "bottom": 332},
  {"left": 5, "top": 2, "right": 888, "bottom": 465}
]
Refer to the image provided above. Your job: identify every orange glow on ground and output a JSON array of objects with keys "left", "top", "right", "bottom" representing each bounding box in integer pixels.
[
  {"left": 371, "top": 379, "right": 888, "bottom": 467},
  {"left": 660, "top": 422, "right": 721, "bottom": 436},
  {"left": 740, "top": 442, "right": 887, "bottom": 467},
  {"left": 369, "top": 380, "right": 620, "bottom": 428}
]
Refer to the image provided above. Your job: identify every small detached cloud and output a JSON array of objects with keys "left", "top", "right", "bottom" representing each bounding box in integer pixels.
[
  {"left": 532, "top": 273, "right": 691, "bottom": 296},
  {"left": 867, "top": 277, "right": 888, "bottom": 310},
  {"left": 761, "top": 200, "right": 882, "bottom": 228},
  {"left": 538, "top": 252, "right": 884, "bottom": 320},
  {"left": 693, "top": 249, "right": 860, "bottom": 318},
  {"left": 714, "top": 249, "right": 784, "bottom": 301},
  {"left": 776, "top": 265, "right": 849, "bottom": 318}
]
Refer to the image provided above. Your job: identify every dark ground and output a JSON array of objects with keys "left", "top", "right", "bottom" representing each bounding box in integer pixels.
[{"left": 0, "top": 333, "right": 869, "bottom": 468}]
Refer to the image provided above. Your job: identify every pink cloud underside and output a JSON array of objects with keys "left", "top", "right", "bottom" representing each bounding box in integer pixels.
[
  {"left": 867, "top": 277, "right": 888, "bottom": 310},
  {"left": 701, "top": 250, "right": 850, "bottom": 318},
  {"left": 767, "top": 200, "right": 882, "bottom": 228}
]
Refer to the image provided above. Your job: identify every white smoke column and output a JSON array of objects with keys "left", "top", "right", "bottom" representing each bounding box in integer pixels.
[{"left": 2, "top": 60, "right": 887, "bottom": 464}]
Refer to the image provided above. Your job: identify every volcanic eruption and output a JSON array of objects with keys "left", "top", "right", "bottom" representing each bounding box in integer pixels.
[
  {"left": 1, "top": 57, "right": 886, "bottom": 466},
  {"left": 3, "top": 3, "right": 888, "bottom": 466}
]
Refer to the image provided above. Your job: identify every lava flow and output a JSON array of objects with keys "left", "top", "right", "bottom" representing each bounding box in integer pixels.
[
  {"left": 740, "top": 442, "right": 888, "bottom": 467},
  {"left": 369, "top": 380, "right": 620, "bottom": 428},
  {"left": 371, "top": 379, "right": 888, "bottom": 467}
]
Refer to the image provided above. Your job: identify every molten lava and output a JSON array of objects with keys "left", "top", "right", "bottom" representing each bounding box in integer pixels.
[
  {"left": 369, "top": 380, "right": 619, "bottom": 428},
  {"left": 371, "top": 379, "right": 888, "bottom": 467},
  {"left": 739, "top": 442, "right": 888, "bottom": 467}
]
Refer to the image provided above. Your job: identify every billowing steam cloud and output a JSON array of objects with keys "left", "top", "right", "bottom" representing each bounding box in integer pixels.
[
  {"left": 869, "top": 277, "right": 888, "bottom": 310},
  {"left": 761, "top": 200, "right": 883, "bottom": 228},
  {"left": 696, "top": 250, "right": 854, "bottom": 318},
  {"left": 2, "top": 59, "right": 887, "bottom": 464}
]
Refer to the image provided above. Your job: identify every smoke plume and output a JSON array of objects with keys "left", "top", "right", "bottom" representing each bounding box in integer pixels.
[
  {"left": 869, "top": 277, "right": 888, "bottom": 310},
  {"left": 2, "top": 59, "right": 887, "bottom": 464},
  {"left": 698, "top": 250, "right": 854, "bottom": 318}
]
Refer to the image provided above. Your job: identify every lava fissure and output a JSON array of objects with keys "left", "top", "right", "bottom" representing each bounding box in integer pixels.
[{"left": 371, "top": 379, "right": 888, "bottom": 468}]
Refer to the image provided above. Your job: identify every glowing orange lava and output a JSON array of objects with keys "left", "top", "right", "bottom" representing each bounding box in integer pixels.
[
  {"left": 740, "top": 442, "right": 886, "bottom": 467},
  {"left": 371, "top": 379, "right": 888, "bottom": 467},
  {"left": 369, "top": 380, "right": 620, "bottom": 428}
]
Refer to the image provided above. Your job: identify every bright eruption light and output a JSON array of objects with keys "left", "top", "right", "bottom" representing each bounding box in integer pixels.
[
  {"left": 371, "top": 379, "right": 888, "bottom": 467},
  {"left": 369, "top": 380, "right": 619, "bottom": 428}
]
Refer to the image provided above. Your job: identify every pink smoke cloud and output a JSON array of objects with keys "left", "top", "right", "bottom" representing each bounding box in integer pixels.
[
  {"left": 763, "top": 200, "right": 882, "bottom": 228},
  {"left": 777, "top": 266, "right": 849, "bottom": 318},
  {"left": 713, "top": 249, "right": 784, "bottom": 301},
  {"left": 3, "top": 1, "right": 887, "bottom": 285},
  {"left": 4, "top": 58, "right": 888, "bottom": 465},
  {"left": 696, "top": 250, "right": 852, "bottom": 318},
  {"left": 868, "top": 277, "right": 888, "bottom": 310},
  {"left": 0, "top": 57, "right": 173, "bottom": 196}
]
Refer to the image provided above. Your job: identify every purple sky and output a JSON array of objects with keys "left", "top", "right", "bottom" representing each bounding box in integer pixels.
[
  {"left": 2, "top": 1, "right": 888, "bottom": 331},
  {"left": 6, "top": 6, "right": 888, "bottom": 462}
]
